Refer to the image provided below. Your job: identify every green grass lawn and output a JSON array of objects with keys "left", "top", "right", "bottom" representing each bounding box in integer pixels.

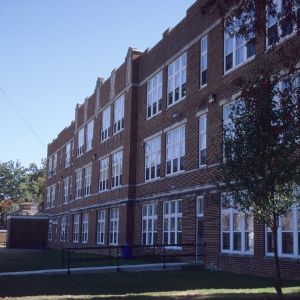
[
  {"left": 0, "top": 270, "right": 299, "bottom": 299},
  {"left": 0, "top": 249, "right": 142, "bottom": 272}
]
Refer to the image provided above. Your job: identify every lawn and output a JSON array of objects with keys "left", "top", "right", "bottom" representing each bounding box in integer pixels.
[
  {"left": 0, "top": 270, "right": 300, "bottom": 299},
  {"left": 0, "top": 249, "right": 142, "bottom": 272}
]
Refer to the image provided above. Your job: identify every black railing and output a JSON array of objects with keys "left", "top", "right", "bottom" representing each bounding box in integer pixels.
[{"left": 62, "top": 242, "right": 205, "bottom": 274}]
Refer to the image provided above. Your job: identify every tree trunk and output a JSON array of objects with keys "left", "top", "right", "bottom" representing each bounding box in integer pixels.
[{"left": 272, "top": 220, "right": 283, "bottom": 298}]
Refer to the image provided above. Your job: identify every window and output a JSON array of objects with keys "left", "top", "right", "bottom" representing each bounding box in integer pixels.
[
  {"left": 168, "top": 53, "right": 187, "bottom": 106},
  {"left": 65, "top": 142, "right": 71, "bottom": 167},
  {"left": 221, "top": 196, "right": 254, "bottom": 254},
  {"left": 145, "top": 136, "right": 161, "bottom": 181},
  {"left": 101, "top": 106, "right": 111, "bottom": 141},
  {"left": 163, "top": 200, "right": 182, "bottom": 246},
  {"left": 200, "top": 36, "right": 208, "bottom": 87},
  {"left": 81, "top": 212, "right": 89, "bottom": 244},
  {"left": 75, "top": 169, "right": 83, "bottom": 199},
  {"left": 48, "top": 156, "right": 53, "bottom": 177},
  {"left": 224, "top": 16, "right": 255, "bottom": 72},
  {"left": 142, "top": 204, "right": 158, "bottom": 245},
  {"left": 99, "top": 157, "right": 109, "bottom": 192},
  {"left": 113, "top": 95, "right": 124, "bottom": 134},
  {"left": 46, "top": 188, "right": 51, "bottom": 209},
  {"left": 112, "top": 151, "right": 123, "bottom": 188},
  {"left": 48, "top": 219, "right": 53, "bottom": 241},
  {"left": 57, "top": 182, "right": 61, "bottom": 206},
  {"left": 266, "top": 206, "right": 300, "bottom": 257},
  {"left": 199, "top": 114, "right": 207, "bottom": 167},
  {"left": 83, "top": 164, "right": 92, "bottom": 196},
  {"left": 86, "top": 119, "right": 94, "bottom": 151},
  {"left": 147, "top": 71, "right": 163, "bottom": 118},
  {"left": 166, "top": 125, "right": 185, "bottom": 175},
  {"left": 223, "top": 101, "right": 236, "bottom": 159},
  {"left": 267, "top": 0, "right": 300, "bottom": 46},
  {"left": 97, "top": 210, "right": 105, "bottom": 244},
  {"left": 110, "top": 208, "right": 119, "bottom": 245},
  {"left": 60, "top": 216, "right": 67, "bottom": 242},
  {"left": 73, "top": 214, "right": 80, "bottom": 243},
  {"left": 77, "top": 127, "right": 84, "bottom": 157},
  {"left": 63, "top": 177, "right": 70, "bottom": 204},
  {"left": 53, "top": 153, "right": 57, "bottom": 175},
  {"left": 197, "top": 196, "right": 204, "bottom": 217},
  {"left": 51, "top": 185, "right": 56, "bottom": 208}
]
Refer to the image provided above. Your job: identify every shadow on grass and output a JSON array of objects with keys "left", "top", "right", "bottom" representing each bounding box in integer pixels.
[{"left": 0, "top": 270, "right": 299, "bottom": 299}]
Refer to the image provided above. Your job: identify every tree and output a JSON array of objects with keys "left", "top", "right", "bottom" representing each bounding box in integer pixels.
[
  {"left": 221, "top": 63, "right": 300, "bottom": 296},
  {"left": 200, "top": 0, "right": 300, "bottom": 297}
]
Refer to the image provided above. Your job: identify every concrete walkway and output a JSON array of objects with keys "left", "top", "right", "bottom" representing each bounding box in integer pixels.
[{"left": 0, "top": 262, "right": 189, "bottom": 276}]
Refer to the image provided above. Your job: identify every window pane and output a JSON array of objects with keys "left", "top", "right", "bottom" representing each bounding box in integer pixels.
[
  {"left": 233, "top": 232, "right": 242, "bottom": 251},
  {"left": 223, "top": 233, "right": 230, "bottom": 250},
  {"left": 282, "top": 232, "right": 293, "bottom": 254}
]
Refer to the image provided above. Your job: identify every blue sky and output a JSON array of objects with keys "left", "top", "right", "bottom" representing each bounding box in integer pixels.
[{"left": 0, "top": 0, "right": 195, "bottom": 167}]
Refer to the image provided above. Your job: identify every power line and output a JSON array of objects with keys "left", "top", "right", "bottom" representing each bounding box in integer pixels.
[{"left": 0, "top": 85, "right": 46, "bottom": 147}]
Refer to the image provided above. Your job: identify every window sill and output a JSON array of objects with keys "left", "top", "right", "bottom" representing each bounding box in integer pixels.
[
  {"left": 165, "top": 170, "right": 185, "bottom": 178},
  {"left": 101, "top": 137, "right": 110, "bottom": 143},
  {"left": 111, "top": 185, "right": 123, "bottom": 191},
  {"left": 167, "top": 96, "right": 186, "bottom": 110},
  {"left": 146, "top": 111, "right": 162, "bottom": 121},
  {"left": 113, "top": 128, "right": 124, "bottom": 136},
  {"left": 164, "top": 246, "right": 182, "bottom": 251},
  {"left": 99, "top": 189, "right": 110, "bottom": 194},
  {"left": 265, "top": 31, "right": 298, "bottom": 52},
  {"left": 199, "top": 83, "right": 208, "bottom": 91},
  {"left": 265, "top": 253, "right": 300, "bottom": 261},
  {"left": 223, "top": 56, "right": 255, "bottom": 77},
  {"left": 220, "top": 251, "right": 254, "bottom": 257},
  {"left": 145, "top": 177, "right": 161, "bottom": 184}
]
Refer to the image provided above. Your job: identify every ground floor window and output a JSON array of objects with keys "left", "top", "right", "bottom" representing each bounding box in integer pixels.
[
  {"left": 266, "top": 206, "right": 300, "bottom": 258},
  {"left": 142, "top": 204, "right": 157, "bottom": 245},
  {"left": 221, "top": 196, "right": 254, "bottom": 254},
  {"left": 97, "top": 210, "right": 105, "bottom": 245},
  {"left": 73, "top": 214, "right": 80, "bottom": 243},
  {"left": 81, "top": 212, "right": 89, "bottom": 244},
  {"left": 60, "top": 216, "right": 67, "bottom": 242},
  {"left": 110, "top": 208, "right": 119, "bottom": 245},
  {"left": 48, "top": 219, "right": 53, "bottom": 241},
  {"left": 163, "top": 200, "right": 182, "bottom": 246}
]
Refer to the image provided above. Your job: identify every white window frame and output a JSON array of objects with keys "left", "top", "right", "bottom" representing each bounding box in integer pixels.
[
  {"left": 200, "top": 36, "right": 208, "bottom": 87},
  {"left": 48, "top": 219, "right": 53, "bottom": 241},
  {"left": 99, "top": 157, "right": 109, "bottom": 192},
  {"left": 75, "top": 169, "right": 83, "bottom": 199},
  {"left": 53, "top": 153, "right": 57, "bottom": 175},
  {"left": 51, "top": 185, "right": 56, "bottom": 208},
  {"left": 145, "top": 136, "right": 161, "bottom": 181},
  {"left": 73, "top": 214, "right": 80, "bottom": 243},
  {"left": 266, "top": 0, "right": 300, "bottom": 47},
  {"left": 65, "top": 142, "right": 71, "bottom": 168},
  {"left": 265, "top": 205, "right": 300, "bottom": 258},
  {"left": 224, "top": 17, "right": 255, "bottom": 73},
  {"left": 60, "top": 216, "right": 67, "bottom": 242},
  {"left": 112, "top": 151, "right": 123, "bottom": 188},
  {"left": 83, "top": 164, "right": 92, "bottom": 197},
  {"left": 221, "top": 196, "right": 254, "bottom": 255},
  {"left": 142, "top": 204, "right": 158, "bottom": 246},
  {"left": 77, "top": 127, "right": 85, "bottom": 157},
  {"left": 110, "top": 208, "right": 119, "bottom": 245},
  {"left": 163, "top": 200, "right": 182, "bottom": 247},
  {"left": 199, "top": 114, "right": 207, "bottom": 167},
  {"left": 147, "top": 71, "right": 163, "bottom": 119},
  {"left": 81, "top": 212, "right": 89, "bottom": 244},
  {"left": 48, "top": 156, "right": 53, "bottom": 178},
  {"left": 86, "top": 119, "right": 94, "bottom": 152},
  {"left": 46, "top": 188, "right": 51, "bottom": 209},
  {"left": 166, "top": 125, "right": 185, "bottom": 175},
  {"left": 197, "top": 196, "right": 204, "bottom": 217},
  {"left": 97, "top": 210, "right": 105, "bottom": 245},
  {"left": 101, "top": 106, "right": 111, "bottom": 142},
  {"left": 113, "top": 95, "right": 124, "bottom": 134},
  {"left": 167, "top": 52, "right": 187, "bottom": 107},
  {"left": 63, "top": 177, "right": 70, "bottom": 204}
]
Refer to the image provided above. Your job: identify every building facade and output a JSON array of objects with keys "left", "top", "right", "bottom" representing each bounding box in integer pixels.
[{"left": 45, "top": 0, "right": 300, "bottom": 279}]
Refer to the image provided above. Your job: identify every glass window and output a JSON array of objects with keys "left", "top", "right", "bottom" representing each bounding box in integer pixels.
[
  {"left": 197, "top": 196, "right": 204, "bottom": 217},
  {"left": 75, "top": 169, "right": 83, "bottom": 199},
  {"left": 200, "top": 36, "right": 208, "bottom": 87},
  {"left": 81, "top": 212, "right": 89, "bottom": 244},
  {"left": 113, "top": 95, "right": 124, "bottom": 134},
  {"left": 167, "top": 53, "right": 187, "bottom": 106},
  {"left": 86, "top": 119, "right": 94, "bottom": 151},
  {"left": 73, "top": 214, "right": 80, "bottom": 243},
  {"left": 142, "top": 204, "right": 158, "bottom": 245},
  {"left": 99, "top": 157, "right": 109, "bottom": 192},
  {"left": 163, "top": 200, "right": 182, "bottom": 246},
  {"left": 112, "top": 151, "right": 123, "bottom": 188},
  {"left": 199, "top": 114, "right": 207, "bottom": 167},
  {"left": 97, "top": 210, "right": 105, "bottom": 244},
  {"left": 145, "top": 136, "right": 161, "bottom": 181},
  {"left": 83, "top": 164, "right": 92, "bottom": 196},
  {"left": 166, "top": 125, "right": 185, "bottom": 175},
  {"left": 147, "top": 71, "right": 163, "bottom": 118},
  {"left": 110, "top": 208, "right": 119, "bottom": 245},
  {"left": 77, "top": 127, "right": 85, "bottom": 157},
  {"left": 101, "top": 106, "right": 111, "bottom": 141},
  {"left": 60, "top": 216, "right": 67, "bottom": 242},
  {"left": 65, "top": 142, "right": 71, "bottom": 167}
]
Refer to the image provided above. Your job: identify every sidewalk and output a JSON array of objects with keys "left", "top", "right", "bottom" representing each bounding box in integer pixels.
[{"left": 0, "top": 262, "right": 189, "bottom": 276}]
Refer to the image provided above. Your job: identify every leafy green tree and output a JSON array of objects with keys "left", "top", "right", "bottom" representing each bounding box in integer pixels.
[{"left": 221, "top": 63, "right": 300, "bottom": 297}]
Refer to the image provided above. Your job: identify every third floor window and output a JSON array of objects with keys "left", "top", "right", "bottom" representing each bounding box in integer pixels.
[
  {"left": 113, "top": 95, "right": 124, "bottom": 134},
  {"left": 101, "top": 106, "right": 111, "bottom": 142},
  {"left": 86, "top": 119, "right": 94, "bottom": 152},
  {"left": 147, "top": 71, "right": 163, "bottom": 119},
  {"left": 167, "top": 53, "right": 187, "bottom": 107},
  {"left": 77, "top": 127, "right": 85, "bottom": 157}
]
